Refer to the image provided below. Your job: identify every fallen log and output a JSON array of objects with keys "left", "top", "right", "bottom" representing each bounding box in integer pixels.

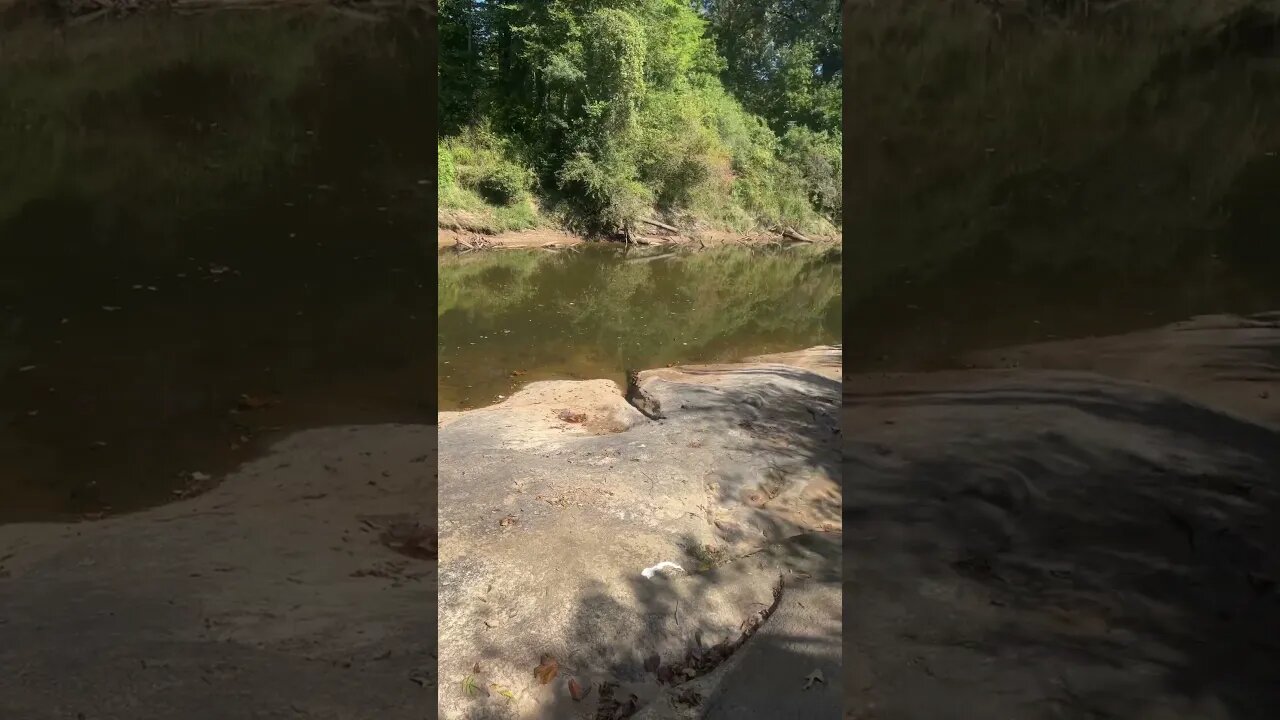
[
  {"left": 641, "top": 218, "right": 680, "bottom": 234},
  {"left": 780, "top": 227, "right": 815, "bottom": 243}
]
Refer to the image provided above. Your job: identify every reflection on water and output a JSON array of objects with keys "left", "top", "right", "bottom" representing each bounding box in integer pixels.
[
  {"left": 840, "top": 2, "right": 1280, "bottom": 375},
  {"left": 0, "top": 10, "right": 431, "bottom": 522},
  {"left": 843, "top": 234, "right": 1280, "bottom": 374},
  {"left": 437, "top": 245, "right": 842, "bottom": 410}
]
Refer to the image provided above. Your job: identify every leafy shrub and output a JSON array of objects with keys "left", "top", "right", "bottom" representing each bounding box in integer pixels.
[
  {"left": 441, "top": 124, "right": 534, "bottom": 202},
  {"left": 559, "top": 147, "right": 654, "bottom": 234},
  {"left": 476, "top": 163, "right": 531, "bottom": 206},
  {"left": 437, "top": 144, "right": 456, "bottom": 189},
  {"left": 780, "top": 126, "right": 841, "bottom": 220}
]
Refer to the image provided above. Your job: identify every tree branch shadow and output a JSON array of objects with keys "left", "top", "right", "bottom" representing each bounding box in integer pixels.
[
  {"left": 451, "top": 364, "right": 843, "bottom": 719},
  {"left": 843, "top": 349, "right": 1280, "bottom": 718}
]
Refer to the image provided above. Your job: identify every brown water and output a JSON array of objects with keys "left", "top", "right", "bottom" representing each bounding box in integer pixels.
[
  {"left": 437, "top": 244, "right": 842, "bottom": 410},
  {"left": 0, "top": 11, "right": 432, "bottom": 522},
  {"left": 843, "top": 228, "right": 1280, "bottom": 375}
]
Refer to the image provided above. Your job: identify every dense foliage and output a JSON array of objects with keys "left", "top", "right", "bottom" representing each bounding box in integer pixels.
[{"left": 438, "top": 0, "right": 842, "bottom": 235}]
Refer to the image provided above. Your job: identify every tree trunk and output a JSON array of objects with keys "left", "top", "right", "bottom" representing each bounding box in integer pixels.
[
  {"left": 780, "top": 227, "right": 814, "bottom": 243},
  {"left": 641, "top": 218, "right": 680, "bottom": 233}
]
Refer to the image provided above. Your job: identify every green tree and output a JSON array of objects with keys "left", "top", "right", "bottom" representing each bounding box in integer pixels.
[{"left": 438, "top": 0, "right": 842, "bottom": 234}]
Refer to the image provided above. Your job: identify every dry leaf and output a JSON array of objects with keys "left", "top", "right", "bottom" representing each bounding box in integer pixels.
[
  {"left": 533, "top": 654, "right": 559, "bottom": 685},
  {"left": 462, "top": 674, "right": 487, "bottom": 697},
  {"left": 568, "top": 677, "right": 590, "bottom": 701},
  {"left": 472, "top": 662, "right": 482, "bottom": 674},
  {"left": 499, "top": 515, "right": 517, "bottom": 528}
]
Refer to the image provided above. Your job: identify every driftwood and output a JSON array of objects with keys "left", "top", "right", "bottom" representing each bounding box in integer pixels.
[
  {"left": 641, "top": 217, "right": 680, "bottom": 234},
  {"left": 453, "top": 234, "right": 494, "bottom": 253},
  {"left": 631, "top": 235, "right": 674, "bottom": 247},
  {"left": 779, "top": 227, "right": 815, "bottom": 243}
]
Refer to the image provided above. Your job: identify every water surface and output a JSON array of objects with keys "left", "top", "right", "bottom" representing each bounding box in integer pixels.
[
  {"left": 437, "top": 245, "right": 842, "bottom": 410},
  {"left": 0, "top": 11, "right": 431, "bottom": 522}
]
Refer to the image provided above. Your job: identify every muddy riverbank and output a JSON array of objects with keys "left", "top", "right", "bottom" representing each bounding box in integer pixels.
[{"left": 437, "top": 228, "right": 842, "bottom": 251}]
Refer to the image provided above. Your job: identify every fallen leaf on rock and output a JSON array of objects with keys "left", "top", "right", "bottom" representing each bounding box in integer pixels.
[
  {"left": 534, "top": 654, "right": 559, "bottom": 685},
  {"left": 462, "top": 674, "right": 487, "bottom": 697},
  {"left": 803, "top": 668, "right": 825, "bottom": 690},
  {"left": 472, "top": 662, "right": 482, "bottom": 674},
  {"left": 490, "top": 683, "right": 515, "bottom": 701},
  {"left": 568, "top": 677, "right": 589, "bottom": 701},
  {"left": 499, "top": 515, "right": 517, "bottom": 528}
]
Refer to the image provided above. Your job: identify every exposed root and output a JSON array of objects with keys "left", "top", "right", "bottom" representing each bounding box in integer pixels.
[
  {"left": 652, "top": 573, "right": 785, "bottom": 686},
  {"left": 453, "top": 234, "right": 495, "bottom": 253}
]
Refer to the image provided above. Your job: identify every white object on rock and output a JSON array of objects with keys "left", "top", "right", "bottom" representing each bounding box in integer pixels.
[{"left": 641, "top": 561, "right": 685, "bottom": 579}]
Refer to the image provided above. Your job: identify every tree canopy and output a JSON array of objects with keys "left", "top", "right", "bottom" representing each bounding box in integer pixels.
[{"left": 438, "top": 0, "right": 842, "bottom": 235}]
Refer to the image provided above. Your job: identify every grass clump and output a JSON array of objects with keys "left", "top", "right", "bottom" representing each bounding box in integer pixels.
[{"left": 438, "top": 126, "right": 542, "bottom": 234}]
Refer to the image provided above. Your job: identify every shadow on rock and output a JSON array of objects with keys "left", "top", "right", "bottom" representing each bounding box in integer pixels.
[
  {"left": 844, "top": 315, "right": 1280, "bottom": 720},
  {"left": 437, "top": 350, "right": 843, "bottom": 720}
]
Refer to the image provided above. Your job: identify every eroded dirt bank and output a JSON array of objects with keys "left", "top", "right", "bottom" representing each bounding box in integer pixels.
[
  {"left": 437, "top": 347, "right": 842, "bottom": 720},
  {"left": 0, "top": 424, "right": 436, "bottom": 720},
  {"left": 845, "top": 312, "right": 1280, "bottom": 720},
  {"left": 437, "top": 227, "right": 841, "bottom": 251}
]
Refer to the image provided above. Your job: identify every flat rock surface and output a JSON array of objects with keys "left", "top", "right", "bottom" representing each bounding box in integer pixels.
[
  {"left": 845, "top": 313, "right": 1280, "bottom": 719},
  {"left": 437, "top": 349, "right": 842, "bottom": 720},
  {"left": 0, "top": 424, "right": 437, "bottom": 720}
]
